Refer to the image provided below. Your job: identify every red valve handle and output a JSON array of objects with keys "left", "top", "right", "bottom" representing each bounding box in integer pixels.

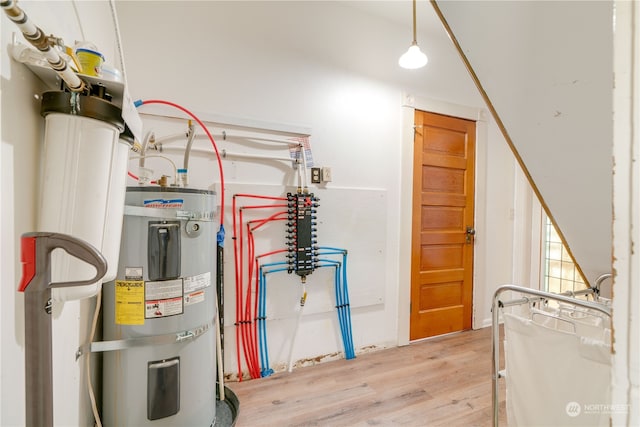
[
  {"left": 17, "top": 232, "right": 107, "bottom": 293},
  {"left": 18, "top": 236, "right": 37, "bottom": 292}
]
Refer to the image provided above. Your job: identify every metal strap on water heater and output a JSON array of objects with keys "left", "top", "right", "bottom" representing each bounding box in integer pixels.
[
  {"left": 123, "top": 205, "right": 217, "bottom": 222},
  {"left": 75, "top": 319, "right": 212, "bottom": 360}
]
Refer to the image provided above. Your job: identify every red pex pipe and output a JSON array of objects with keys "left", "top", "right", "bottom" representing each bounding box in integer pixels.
[
  {"left": 246, "top": 227, "right": 262, "bottom": 378},
  {"left": 257, "top": 249, "right": 288, "bottom": 260},
  {"left": 241, "top": 204, "right": 288, "bottom": 210},
  {"left": 136, "top": 99, "right": 225, "bottom": 225},
  {"left": 248, "top": 212, "right": 287, "bottom": 232},
  {"left": 246, "top": 212, "right": 288, "bottom": 376},
  {"left": 237, "top": 209, "right": 254, "bottom": 378},
  {"left": 245, "top": 211, "right": 287, "bottom": 378},
  {"left": 231, "top": 196, "right": 243, "bottom": 380},
  {"left": 239, "top": 208, "right": 267, "bottom": 379},
  {"left": 127, "top": 171, "right": 157, "bottom": 185},
  {"left": 232, "top": 194, "right": 289, "bottom": 379},
  {"left": 252, "top": 256, "right": 261, "bottom": 376},
  {"left": 246, "top": 225, "right": 255, "bottom": 374},
  {"left": 234, "top": 193, "right": 287, "bottom": 201}
]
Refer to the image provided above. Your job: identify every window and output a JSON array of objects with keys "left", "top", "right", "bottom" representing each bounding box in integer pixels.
[{"left": 542, "top": 216, "right": 587, "bottom": 293}]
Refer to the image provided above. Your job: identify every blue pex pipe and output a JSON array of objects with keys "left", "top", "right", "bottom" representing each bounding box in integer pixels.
[
  {"left": 318, "top": 246, "right": 347, "bottom": 253},
  {"left": 258, "top": 271, "right": 269, "bottom": 377},
  {"left": 340, "top": 252, "right": 355, "bottom": 359},
  {"left": 319, "top": 253, "right": 355, "bottom": 359},
  {"left": 257, "top": 251, "right": 356, "bottom": 376},
  {"left": 316, "top": 259, "right": 355, "bottom": 359},
  {"left": 315, "top": 262, "right": 348, "bottom": 358},
  {"left": 258, "top": 266, "right": 288, "bottom": 377}
]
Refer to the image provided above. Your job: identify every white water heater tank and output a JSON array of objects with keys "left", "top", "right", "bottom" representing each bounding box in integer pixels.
[{"left": 102, "top": 186, "right": 217, "bottom": 426}]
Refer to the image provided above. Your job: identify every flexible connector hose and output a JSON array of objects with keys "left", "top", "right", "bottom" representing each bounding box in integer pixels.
[
  {"left": 138, "top": 131, "right": 154, "bottom": 168},
  {"left": 300, "top": 141, "right": 309, "bottom": 190},
  {"left": 183, "top": 120, "right": 195, "bottom": 170},
  {"left": 2, "top": 0, "right": 85, "bottom": 92}
]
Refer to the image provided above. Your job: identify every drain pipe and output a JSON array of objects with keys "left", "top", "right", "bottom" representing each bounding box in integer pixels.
[{"left": 2, "top": 0, "right": 86, "bottom": 92}]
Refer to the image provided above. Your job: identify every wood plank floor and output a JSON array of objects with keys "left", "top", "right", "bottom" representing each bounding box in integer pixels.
[{"left": 227, "top": 327, "right": 507, "bottom": 426}]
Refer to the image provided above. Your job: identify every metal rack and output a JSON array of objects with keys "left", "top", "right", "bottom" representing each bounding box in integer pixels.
[{"left": 491, "top": 284, "right": 612, "bottom": 426}]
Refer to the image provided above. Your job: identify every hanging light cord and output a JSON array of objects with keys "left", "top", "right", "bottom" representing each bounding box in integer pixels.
[{"left": 412, "top": 0, "right": 418, "bottom": 44}]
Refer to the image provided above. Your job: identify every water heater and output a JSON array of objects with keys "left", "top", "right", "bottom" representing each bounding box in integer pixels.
[{"left": 102, "top": 186, "right": 217, "bottom": 426}]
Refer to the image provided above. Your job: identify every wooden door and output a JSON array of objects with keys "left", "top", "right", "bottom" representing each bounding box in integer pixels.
[{"left": 410, "top": 110, "right": 476, "bottom": 340}]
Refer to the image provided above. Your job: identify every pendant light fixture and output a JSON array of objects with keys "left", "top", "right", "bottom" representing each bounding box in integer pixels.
[{"left": 399, "top": 0, "right": 428, "bottom": 69}]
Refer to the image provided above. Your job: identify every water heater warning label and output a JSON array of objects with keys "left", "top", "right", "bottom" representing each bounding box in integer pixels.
[
  {"left": 146, "top": 297, "right": 183, "bottom": 319},
  {"left": 184, "top": 272, "right": 211, "bottom": 307},
  {"left": 145, "top": 278, "right": 184, "bottom": 318},
  {"left": 184, "top": 272, "right": 211, "bottom": 293},
  {"left": 115, "top": 280, "right": 145, "bottom": 325}
]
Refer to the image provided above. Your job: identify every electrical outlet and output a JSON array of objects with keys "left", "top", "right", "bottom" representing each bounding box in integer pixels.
[
  {"left": 311, "top": 167, "right": 321, "bottom": 184},
  {"left": 321, "top": 166, "right": 332, "bottom": 183}
]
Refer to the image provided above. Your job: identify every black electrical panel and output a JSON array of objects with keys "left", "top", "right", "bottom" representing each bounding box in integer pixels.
[{"left": 286, "top": 192, "right": 319, "bottom": 278}]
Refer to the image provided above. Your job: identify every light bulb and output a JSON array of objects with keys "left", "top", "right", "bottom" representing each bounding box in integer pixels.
[{"left": 399, "top": 44, "right": 428, "bottom": 69}]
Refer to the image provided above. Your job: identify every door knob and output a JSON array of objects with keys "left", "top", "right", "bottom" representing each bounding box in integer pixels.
[{"left": 466, "top": 226, "right": 476, "bottom": 244}]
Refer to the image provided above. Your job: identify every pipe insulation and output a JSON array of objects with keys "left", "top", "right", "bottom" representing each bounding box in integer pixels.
[{"left": 2, "top": 0, "right": 85, "bottom": 91}]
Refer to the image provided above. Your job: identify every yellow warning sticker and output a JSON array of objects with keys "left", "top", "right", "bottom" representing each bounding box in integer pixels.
[{"left": 115, "top": 280, "right": 145, "bottom": 325}]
